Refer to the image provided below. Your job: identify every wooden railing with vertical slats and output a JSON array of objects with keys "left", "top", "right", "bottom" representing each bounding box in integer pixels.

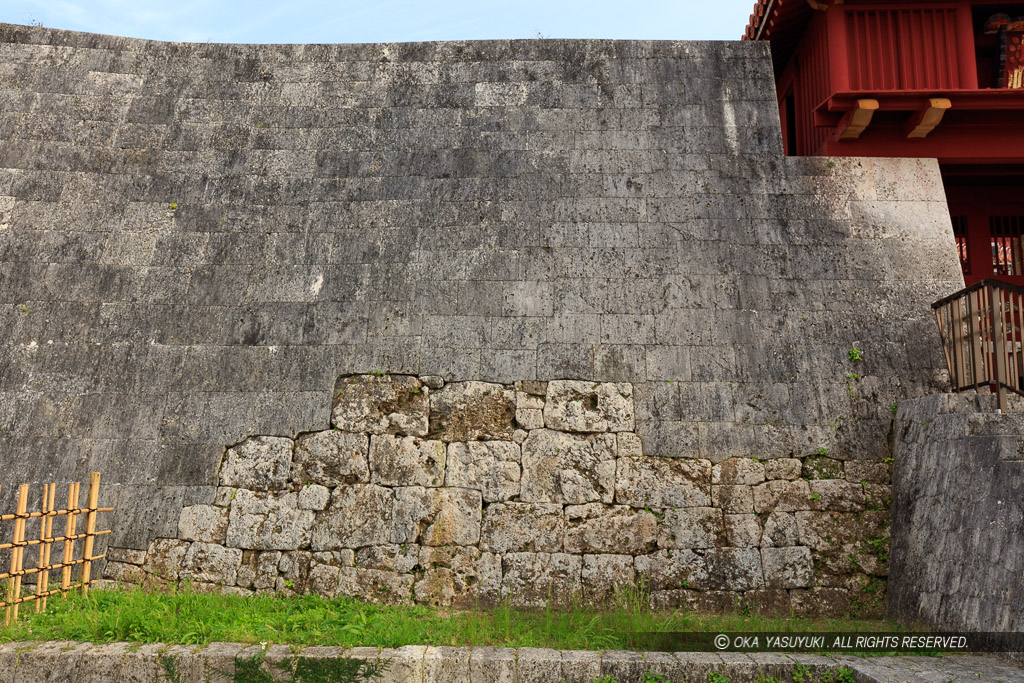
[
  {"left": 932, "top": 279, "right": 1024, "bottom": 411},
  {"left": 0, "top": 472, "right": 113, "bottom": 625}
]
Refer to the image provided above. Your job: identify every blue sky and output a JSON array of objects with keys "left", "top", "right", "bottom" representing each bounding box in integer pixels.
[{"left": 2, "top": 0, "right": 756, "bottom": 44}]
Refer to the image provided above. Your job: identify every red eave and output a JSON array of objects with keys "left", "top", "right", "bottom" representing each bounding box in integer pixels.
[{"left": 820, "top": 89, "right": 1024, "bottom": 114}]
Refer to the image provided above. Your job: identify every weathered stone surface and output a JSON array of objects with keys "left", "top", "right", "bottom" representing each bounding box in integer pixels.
[
  {"left": 515, "top": 408, "right": 545, "bottom": 430},
  {"left": 724, "top": 514, "right": 762, "bottom": 547},
  {"left": 445, "top": 441, "right": 521, "bottom": 502},
  {"left": 564, "top": 504, "right": 658, "bottom": 555},
  {"left": 292, "top": 431, "right": 369, "bottom": 486},
  {"left": 501, "top": 552, "right": 582, "bottom": 607},
  {"left": 179, "top": 542, "right": 242, "bottom": 585},
  {"left": 226, "top": 489, "right": 314, "bottom": 551},
  {"left": 634, "top": 549, "right": 708, "bottom": 591},
  {"left": 764, "top": 458, "right": 802, "bottom": 480},
  {"left": 616, "top": 432, "right": 644, "bottom": 458},
  {"left": 844, "top": 460, "right": 890, "bottom": 484},
  {"left": 355, "top": 543, "right": 421, "bottom": 573},
  {"left": 615, "top": 456, "right": 711, "bottom": 507},
  {"left": 582, "top": 554, "right": 635, "bottom": 601},
  {"left": 712, "top": 485, "right": 754, "bottom": 513},
  {"left": 658, "top": 507, "right": 725, "bottom": 549},
  {"left": 370, "top": 434, "right": 446, "bottom": 487},
  {"left": 336, "top": 567, "right": 414, "bottom": 605},
  {"left": 480, "top": 502, "right": 564, "bottom": 553},
  {"left": 762, "top": 546, "right": 813, "bottom": 589},
  {"left": 428, "top": 382, "right": 515, "bottom": 441},
  {"left": 791, "top": 587, "right": 851, "bottom": 617},
  {"left": 802, "top": 455, "right": 844, "bottom": 480},
  {"left": 752, "top": 480, "right": 812, "bottom": 513},
  {"left": 543, "top": 380, "right": 634, "bottom": 432},
  {"left": 391, "top": 487, "right": 482, "bottom": 546},
  {"left": 414, "top": 546, "right": 483, "bottom": 607},
  {"left": 142, "top": 538, "right": 190, "bottom": 580},
  {"left": 761, "top": 511, "right": 800, "bottom": 547},
  {"left": 220, "top": 436, "right": 293, "bottom": 490},
  {"left": 712, "top": 458, "right": 766, "bottom": 485},
  {"left": 297, "top": 484, "right": 331, "bottom": 511},
  {"left": 236, "top": 550, "right": 281, "bottom": 590},
  {"left": 809, "top": 480, "right": 865, "bottom": 511},
  {"left": 703, "top": 548, "right": 765, "bottom": 591},
  {"left": 178, "top": 504, "right": 229, "bottom": 544},
  {"left": 332, "top": 374, "right": 428, "bottom": 437},
  {"left": 520, "top": 429, "right": 616, "bottom": 504},
  {"left": 311, "top": 484, "right": 393, "bottom": 550}
]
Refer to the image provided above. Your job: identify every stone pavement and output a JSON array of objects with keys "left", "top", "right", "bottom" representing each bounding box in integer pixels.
[{"left": 1, "top": 641, "right": 1023, "bottom": 682}]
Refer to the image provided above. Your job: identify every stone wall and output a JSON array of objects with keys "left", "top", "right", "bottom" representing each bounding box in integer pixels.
[
  {"left": 0, "top": 25, "right": 963, "bottom": 586},
  {"left": 104, "top": 374, "right": 891, "bottom": 614},
  {"left": 889, "top": 393, "right": 1024, "bottom": 634}
]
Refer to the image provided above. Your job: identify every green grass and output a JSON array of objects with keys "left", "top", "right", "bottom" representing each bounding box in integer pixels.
[{"left": 0, "top": 584, "right": 896, "bottom": 650}]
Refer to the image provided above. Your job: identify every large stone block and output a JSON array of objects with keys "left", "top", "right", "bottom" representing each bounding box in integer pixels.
[
  {"left": 563, "top": 503, "right": 658, "bottom": 554},
  {"left": 369, "top": 434, "right": 447, "bottom": 487},
  {"left": 391, "top": 486, "right": 482, "bottom": 546},
  {"left": 634, "top": 549, "right": 708, "bottom": 591},
  {"left": 331, "top": 374, "right": 429, "bottom": 437},
  {"left": 582, "top": 554, "right": 635, "bottom": 602},
  {"left": 336, "top": 567, "right": 414, "bottom": 605},
  {"left": 658, "top": 507, "right": 725, "bottom": 549},
  {"left": 703, "top": 547, "right": 765, "bottom": 591},
  {"left": 292, "top": 430, "right": 369, "bottom": 486},
  {"left": 179, "top": 542, "right": 242, "bottom": 585},
  {"left": 480, "top": 502, "right": 564, "bottom": 553},
  {"left": 178, "top": 504, "right": 229, "bottom": 544},
  {"left": 226, "top": 489, "right": 314, "bottom": 551},
  {"left": 543, "top": 380, "right": 634, "bottom": 432},
  {"left": 219, "top": 436, "right": 293, "bottom": 490},
  {"left": 520, "top": 429, "right": 616, "bottom": 504},
  {"left": 762, "top": 546, "right": 813, "bottom": 589},
  {"left": 500, "top": 552, "right": 582, "bottom": 607},
  {"left": 310, "top": 484, "right": 394, "bottom": 550},
  {"left": 614, "top": 456, "right": 711, "bottom": 507},
  {"left": 445, "top": 441, "right": 521, "bottom": 502},
  {"left": 428, "top": 381, "right": 515, "bottom": 441}
]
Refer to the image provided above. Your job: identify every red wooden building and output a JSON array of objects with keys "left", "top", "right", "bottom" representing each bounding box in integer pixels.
[{"left": 743, "top": 0, "right": 1024, "bottom": 285}]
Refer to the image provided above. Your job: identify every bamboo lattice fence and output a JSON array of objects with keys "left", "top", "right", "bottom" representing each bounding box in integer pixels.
[{"left": 1, "top": 472, "right": 113, "bottom": 625}]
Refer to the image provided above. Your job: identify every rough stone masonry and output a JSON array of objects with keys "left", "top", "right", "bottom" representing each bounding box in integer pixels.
[{"left": 0, "top": 25, "right": 963, "bottom": 608}]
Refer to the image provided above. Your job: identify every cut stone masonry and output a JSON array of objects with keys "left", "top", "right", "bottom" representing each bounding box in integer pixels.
[{"left": 105, "top": 373, "right": 891, "bottom": 616}]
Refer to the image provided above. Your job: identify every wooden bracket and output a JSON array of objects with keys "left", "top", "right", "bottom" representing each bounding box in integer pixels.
[
  {"left": 836, "top": 98, "right": 879, "bottom": 140},
  {"left": 905, "top": 98, "right": 952, "bottom": 138}
]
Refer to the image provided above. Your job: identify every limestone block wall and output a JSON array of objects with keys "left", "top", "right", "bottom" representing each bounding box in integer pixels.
[
  {"left": 104, "top": 374, "right": 891, "bottom": 614},
  {"left": 889, "top": 393, "right": 1024, "bottom": 633},
  {"left": 0, "top": 25, "right": 963, "bottom": 585}
]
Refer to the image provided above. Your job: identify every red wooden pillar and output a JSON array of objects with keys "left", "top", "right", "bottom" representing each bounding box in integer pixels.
[
  {"left": 826, "top": 4, "right": 851, "bottom": 92},
  {"left": 955, "top": 1, "right": 979, "bottom": 89}
]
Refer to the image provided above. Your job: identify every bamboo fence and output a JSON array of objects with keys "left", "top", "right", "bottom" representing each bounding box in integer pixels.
[{"left": 1, "top": 472, "right": 113, "bottom": 625}]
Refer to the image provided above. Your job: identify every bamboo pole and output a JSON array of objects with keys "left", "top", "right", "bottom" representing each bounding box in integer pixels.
[
  {"left": 9, "top": 484, "right": 29, "bottom": 623},
  {"left": 79, "top": 472, "right": 100, "bottom": 595},
  {"left": 33, "top": 484, "right": 51, "bottom": 613},
  {"left": 61, "top": 482, "right": 80, "bottom": 594},
  {"left": 39, "top": 484, "right": 56, "bottom": 611}
]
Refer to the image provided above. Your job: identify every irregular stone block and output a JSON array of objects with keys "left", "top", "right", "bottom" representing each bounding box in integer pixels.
[
  {"left": 142, "top": 538, "right": 190, "bottom": 580},
  {"left": 752, "top": 479, "right": 812, "bottom": 513},
  {"left": 292, "top": 430, "right": 369, "bottom": 486},
  {"left": 762, "top": 546, "right": 814, "bottom": 589},
  {"left": 563, "top": 503, "right": 657, "bottom": 554},
  {"left": 703, "top": 547, "right": 765, "bottom": 591},
  {"left": 809, "top": 480, "right": 865, "bottom": 511},
  {"left": 308, "top": 563, "right": 340, "bottom": 597},
  {"left": 391, "top": 486, "right": 482, "bottom": 546},
  {"left": 480, "top": 502, "right": 564, "bottom": 553},
  {"left": 761, "top": 511, "right": 800, "bottom": 547},
  {"left": 791, "top": 587, "right": 851, "bottom": 617},
  {"left": 616, "top": 432, "right": 644, "bottom": 458},
  {"left": 336, "top": 567, "right": 414, "bottom": 605},
  {"left": 297, "top": 484, "right": 330, "bottom": 511},
  {"left": 468, "top": 646, "right": 516, "bottom": 683},
  {"left": 500, "top": 552, "right": 582, "bottom": 608},
  {"left": 802, "top": 455, "right": 844, "bottom": 479},
  {"left": 237, "top": 550, "right": 282, "bottom": 590},
  {"left": 332, "top": 374, "right": 428, "bottom": 437},
  {"left": 370, "top": 434, "right": 446, "bottom": 487},
  {"left": 220, "top": 436, "right": 293, "bottom": 490},
  {"left": 711, "top": 458, "right": 766, "bottom": 485},
  {"left": 356, "top": 544, "right": 421, "bottom": 573},
  {"left": 179, "top": 542, "right": 242, "bottom": 585},
  {"left": 445, "top": 441, "right": 521, "bottom": 502},
  {"left": 178, "top": 504, "right": 229, "bottom": 544},
  {"left": 515, "top": 408, "right": 544, "bottom": 430},
  {"left": 844, "top": 460, "right": 890, "bottom": 484},
  {"left": 543, "top": 380, "right": 634, "bottom": 432},
  {"left": 311, "top": 484, "right": 394, "bottom": 550},
  {"left": 724, "top": 513, "right": 762, "bottom": 547},
  {"left": 658, "top": 507, "right": 724, "bottom": 549},
  {"left": 226, "top": 489, "right": 314, "bottom": 551},
  {"left": 712, "top": 484, "right": 754, "bottom": 513},
  {"left": 635, "top": 549, "right": 708, "bottom": 591},
  {"left": 428, "top": 381, "right": 515, "bottom": 441},
  {"left": 615, "top": 456, "right": 711, "bottom": 507},
  {"left": 582, "top": 554, "right": 635, "bottom": 601},
  {"left": 520, "top": 429, "right": 616, "bottom": 504},
  {"left": 764, "top": 458, "right": 802, "bottom": 480}
]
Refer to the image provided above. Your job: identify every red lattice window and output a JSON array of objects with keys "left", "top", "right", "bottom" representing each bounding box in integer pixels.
[{"left": 991, "top": 215, "right": 1024, "bottom": 276}]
